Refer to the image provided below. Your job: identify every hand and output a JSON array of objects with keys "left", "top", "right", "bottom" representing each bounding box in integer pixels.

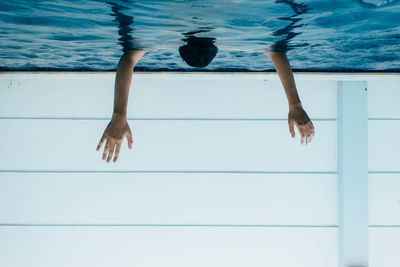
[
  {"left": 288, "top": 103, "right": 315, "bottom": 145},
  {"left": 96, "top": 114, "right": 133, "bottom": 162}
]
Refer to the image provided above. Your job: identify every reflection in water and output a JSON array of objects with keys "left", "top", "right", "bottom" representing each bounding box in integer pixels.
[
  {"left": 109, "top": 0, "right": 310, "bottom": 58},
  {"left": 110, "top": 2, "right": 136, "bottom": 52},
  {"left": 2, "top": 0, "right": 399, "bottom": 71},
  {"left": 110, "top": 1, "right": 220, "bottom": 67},
  {"left": 271, "top": 0, "right": 310, "bottom": 52}
]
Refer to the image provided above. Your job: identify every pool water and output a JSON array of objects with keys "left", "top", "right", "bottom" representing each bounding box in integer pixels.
[{"left": 0, "top": 0, "right": 399, "bottom": 71}]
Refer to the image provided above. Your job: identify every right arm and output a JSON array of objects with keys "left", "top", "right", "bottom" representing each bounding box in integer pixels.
[{"left": 96, "top": 50, "right": 145, "bottom": 162}]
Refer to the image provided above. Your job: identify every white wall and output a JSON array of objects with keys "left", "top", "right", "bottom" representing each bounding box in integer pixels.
[
  {"left": 0, "top": 72, "right": 398, "bottom": 267},
  {"left": 368, "top": 80, "right": 400, "bottom": 267}
]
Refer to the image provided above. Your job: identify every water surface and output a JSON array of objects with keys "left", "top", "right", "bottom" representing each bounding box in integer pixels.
[{"left": 0, "top": 0, "right": 399, "bottom": 71}]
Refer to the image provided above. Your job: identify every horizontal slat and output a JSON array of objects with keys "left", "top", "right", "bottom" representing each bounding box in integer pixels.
[
  {"left": 0, "top": 74, "right": 337, "bottom": 119},
  {"left": 0, "top": 226, "right": 73, "bottom": 267},
  {"left": 0, "top": 119, "right": 336, "bottom": 171},
  {"left": 0, "top": 173, "right": 337, "bottom": 225},
  {"left": 0, "top": 226, "right": 338, "bottom": 267},
  {"left": 370, "top": 228, "right": 400, "bottom": 267},
  {"left": 368, "top": 81, "right": 400, "bottom": 119},
  {"left": 369, "top": 120, "right": 400, "bottom": 171},
  {"left": 369, "top": 174, "right": 400, "bottom": 225}
]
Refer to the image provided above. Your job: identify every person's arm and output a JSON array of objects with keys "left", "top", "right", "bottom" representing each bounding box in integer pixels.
[
  {"left": 264, "top": 50, "right": 314, "bottom": 145},
  {"left": 96, "top": 50, "right": 145, "bottom": 162}
]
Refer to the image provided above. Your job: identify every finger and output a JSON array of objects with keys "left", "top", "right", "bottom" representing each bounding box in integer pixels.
[
  {"left": 310, "top": 122, "right": 315, "bottom": 136},
  {"left": 102, "top": 139, "right": 110, "bottom": 160},
  {"left": 297, "top": 124, "right": 305, "bottom": 145},
  {"left": 288, "top": 119, "right": 295, "bottom": 138},
  {"left": 107, "top": 141, "right": 116, "bottom": 163},
  {"left": 96, "top": 134, "right": 106, "bottom": 151},
  {"left": 305, "top": 124, "right": 311, "bottom": 145},
  {"left": 307, "top": 123, "right": 315, "bottom": 144},
  {"left": 113, "top": 143, "right": 121, "bottom": 162},
  {"left": 307, "top": 125, "right": 313, "bottom": 145},
  {"left": 127, "top": 132, "right": 133, "bottom": 149},
  {"left": 303, "top": 124, "right": 310, "bottom": 145},
  {"left": 306, "top": 122, "right": 315, "bottom": 144}
]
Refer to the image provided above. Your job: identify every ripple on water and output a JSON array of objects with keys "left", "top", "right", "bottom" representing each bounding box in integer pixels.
[{"left": 0, "top": 0, "right": 399, "bottom": 71}]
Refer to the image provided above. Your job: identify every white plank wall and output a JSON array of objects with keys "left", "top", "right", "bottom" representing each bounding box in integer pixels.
[
  {"left": 1, "top": 72, "right": 398, "bottom": 267},
  {"left": 370, "top": 228, "right": 400, "bottom": 267},
  {"left": 0, "top": 73, "right": 337, "bottom": 119},
  {"left": 0, "top": 173, "right": 337, "bottom": 225},
  {"left": 369, "top": 120, "right": 400, "bottom": 172},
  {"left": 0, "top": 119, "right": 336, "bottom": 171},
  {"left": 369, "top": 174, "right": 400, "bottom": 225},
  {"left": 368, "top": 79, "right": 400, "bottom": 267},
  {"left": 0, "top": 73, "right": 338, "bottom": 267},
  {"left": 368, "top": 81, "right": 400, "bottom": 119},
  {"left": 0, "top": 227, "right": 338, "bottom": 267}
]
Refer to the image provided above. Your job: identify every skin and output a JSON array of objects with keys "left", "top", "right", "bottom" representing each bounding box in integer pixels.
[
  {"left": 97, "top": 49, "right": 315, "bottom": 163},
  {"left": 265, "top": 50, "right": 315, "bottom": 145},
  {"left": 96, "top": 50, "right": 145, "bottom": 163}
]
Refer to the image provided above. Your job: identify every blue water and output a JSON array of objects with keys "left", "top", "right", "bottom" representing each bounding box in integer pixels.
[{"left": 1, "top": 0, "right": 399, "bottom": 71}]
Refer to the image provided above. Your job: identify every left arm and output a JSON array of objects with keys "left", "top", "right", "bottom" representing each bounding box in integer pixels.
[{"left": 264, "top": 50, "right": 315, "bottom": 145}]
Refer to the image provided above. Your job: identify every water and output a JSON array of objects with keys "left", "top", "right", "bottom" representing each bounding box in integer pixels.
[{"left": 0, "top": 0, "right": 399, "bottom": 71}]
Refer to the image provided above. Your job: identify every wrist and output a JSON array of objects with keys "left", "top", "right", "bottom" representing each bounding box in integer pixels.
[
  {"left": 289, "top": 102, "right": 302, "bottom": 110},
  {"left": 112, "top": 112, "right": 127, "bottom": 121}
]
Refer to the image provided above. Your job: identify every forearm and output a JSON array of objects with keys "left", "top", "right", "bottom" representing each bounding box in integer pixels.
[
  {"left": 265, "top": 51, "right": 301, "bottom": 107},
  {"left": 113, "top": 50, "right": 145, "bottom": 118}
]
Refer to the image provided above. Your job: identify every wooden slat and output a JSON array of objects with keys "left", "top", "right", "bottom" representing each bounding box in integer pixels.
[
  {"left": 0, "top": 226, "right": 73, "bottom": 267},
  {"left": 368, "top": 81, "right": 400, "bottom": 119},
  {"left": 370, "top": 228, "right": 400, "bottom": 267},
  {"left": 0, "top": 119, "right": 336, "bottom": 171},
  {"left": 0, "top": 226, "right": 338, "bottom": 267},
  {"left": 0, "top": 173, "right": 337, "bottom": 225},
  {"left": 0, "top": 74, "right": 337, "bottom": 119},
  {"left": 73, "top": 227, "right": 338, "bottom": 267},
  {"left": 369, "top": 121, "right": 400, "bottom": 171},
  {"left": 369, "top": 174, "right": 400, "bottom": 225}
]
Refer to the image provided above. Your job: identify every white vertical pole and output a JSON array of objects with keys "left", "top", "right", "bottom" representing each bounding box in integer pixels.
[{"left": 338, "top": 81, "right": 369, "bottom": 267}]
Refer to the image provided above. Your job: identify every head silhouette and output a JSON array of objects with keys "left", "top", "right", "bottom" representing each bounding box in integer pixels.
[{"left": 179, "top": 36, "right": 218, "bottom": 68}]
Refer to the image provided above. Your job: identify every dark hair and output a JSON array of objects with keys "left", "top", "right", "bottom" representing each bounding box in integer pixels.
[{"left": 179, "top": 36, "right": 218, "bottom": 68}]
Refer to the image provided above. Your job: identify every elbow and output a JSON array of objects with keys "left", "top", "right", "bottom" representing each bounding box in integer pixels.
[
  {"left": 120, "top": 50, "right": 145, "bottom": 67},
  {"left": 264, "top": 50, "right": 273, "bottom": 57},
  {"left": 119, "top": 52, "right": 136, "bottom": 67},
  {"left": 264, "top": 50, "right": 286, "bottom": 61}
]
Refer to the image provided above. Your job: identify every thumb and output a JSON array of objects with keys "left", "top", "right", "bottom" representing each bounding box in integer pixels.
[{"left": 288, "top": 119, "right": 295, "bottom": 138}]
